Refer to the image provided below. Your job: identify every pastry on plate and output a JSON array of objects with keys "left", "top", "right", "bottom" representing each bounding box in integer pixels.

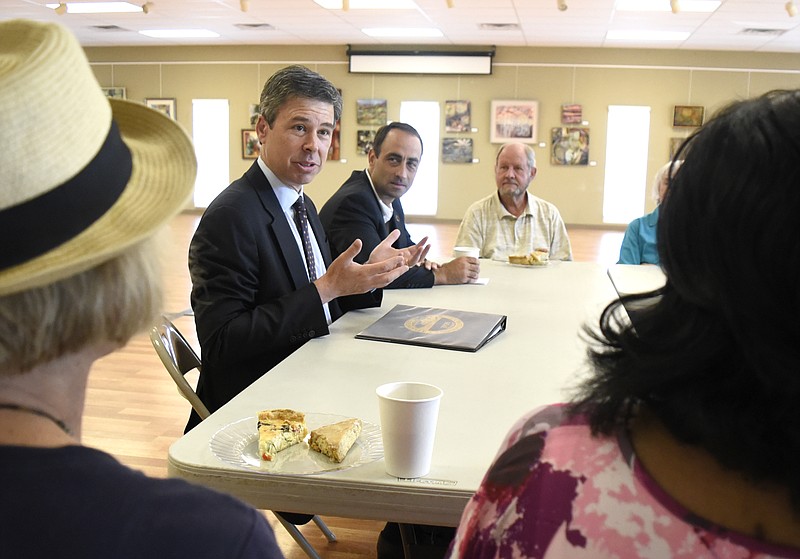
[
  {"left": 309, "top": 418, "right": 362, "bottom": 463},
  {"left": 257, "top": 409, "right": 308, "bottom": 461},
  {"left": 508, "top": 249, "right": 549, "bottom": 266}
]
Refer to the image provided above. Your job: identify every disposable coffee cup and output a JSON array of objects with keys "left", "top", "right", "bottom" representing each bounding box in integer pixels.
[
  {"left": 376, "top": 382, "right": 443, "bottom": 478},
  {"left": 453, "top": 246, "right": 479, "bottom": 259}
]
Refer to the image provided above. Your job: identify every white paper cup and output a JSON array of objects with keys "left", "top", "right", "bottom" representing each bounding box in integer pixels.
[
  {"left": 453, "top": 246, "right": 479, "bottom": 259},
  {"left": 376, "top": 382, "right": 443, "bottom": 478}
]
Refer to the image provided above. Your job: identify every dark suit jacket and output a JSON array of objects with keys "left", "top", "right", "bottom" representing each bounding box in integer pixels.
[
  {"left": 319, "top": 170, "right": 434, "bottom": 289},
  {"left": 186, "top": 163, "right": 381, "bottom": 430}
]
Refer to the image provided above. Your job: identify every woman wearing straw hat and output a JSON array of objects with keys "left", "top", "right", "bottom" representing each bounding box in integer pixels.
[{"left": 0, "top": 20, "right": 282, "bottom": 558}]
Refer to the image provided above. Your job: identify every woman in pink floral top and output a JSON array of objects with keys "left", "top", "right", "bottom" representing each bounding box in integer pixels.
[{"left": 448, "top": 90, "right": 800, "bottom": 559}]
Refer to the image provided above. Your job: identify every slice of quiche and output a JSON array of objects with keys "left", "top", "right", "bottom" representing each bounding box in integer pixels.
[
  {"left": 257, "top": 409, "right": 308, "bottom": 461},
  {"left": 309, "top": 418, "right": 362, "bottom": 463}
]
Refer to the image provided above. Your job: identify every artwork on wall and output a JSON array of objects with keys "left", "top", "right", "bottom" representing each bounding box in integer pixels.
[
  {"left": 101, "top": 87, "right": 126, "bottom": 99},
  {"left": 328, "top": 119, "right": 341, "bottom": 161},
  {"left": 441, "top": 138, "right": 473, "bottom": 163},
  {"left": 673, "top": 105, "right": 705, "bottom": 127},
  {"left": 145, "top": 98, "right": 176, "bottom": 120},
  {"left": 327, "top": 88, "right": 342, "bottom": 161},
  {"left": 356, "top": 99, "right": 387, "bottom": 125},
  {"left": 551, "top": 127, "right": 590, "bottom": 166},
  {"left": 490, "top": 100, "right": 539, "bottom": 143},
  {"left": 241, "top": 129, "right": 260, "bottom": 159},
  {"left": 249, "top": 103, "right": 260, "bottom": 126},
  {"left": 445, "top": 100, "right": 471, "bottom": 132},
  {"left": 669, "top": 137, "right": 686, "bottom": 159},
  {"left": 561, "top": 103, "right": 583, "bottom": 124},
  {"left": 357, "top": 129, "right": 376, "bottom": 155}
]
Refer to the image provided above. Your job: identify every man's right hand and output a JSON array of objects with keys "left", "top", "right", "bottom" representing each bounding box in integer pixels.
[
  {"left": 433, "top": 256, "right": 480, "bottom": 285},
  {"left": 314, "top": 235, "right": 409, "bottom": 304}
]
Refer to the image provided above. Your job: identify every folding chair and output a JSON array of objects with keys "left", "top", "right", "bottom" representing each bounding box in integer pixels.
[{"left": 149, "top": 315, "right": 337, "bottom": 559}]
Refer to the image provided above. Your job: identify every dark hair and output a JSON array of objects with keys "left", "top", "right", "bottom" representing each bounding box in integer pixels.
[
  {"left": 571, "top": 90, "right": 800, "bottom": 508},
  {"left": 259, "top": 65, "right": 343, "bottom": 126},
  {"left": 372, "top": 122, "right": 423, "bottom": 156}
]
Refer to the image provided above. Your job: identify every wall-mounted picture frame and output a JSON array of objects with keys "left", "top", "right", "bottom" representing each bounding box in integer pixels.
[
  {"left": 101, "top": 87, "right": 126, "bottom": 99},
  {"left": 490, "top": 100, "right": 539, "bottom": 143},
  {"left": 561, "top": 103, "right": 582, "bottom": 124},
  {"left": 248, "top": 103, "right": 260, "bottom": 126},
  {"left": 328, "top": 119, "right": 341, "bottom": 161},
  {"left": 442, "top": 138, "right": 473, "bottom": 163},
  {"left": 551, "top": 127, "right": 590, "bottom": 166},
  {"left": 356, "top": 99, "right": 387, "bottom": 126},
  {"left": 445, "top": 100, "right": 471, "bottom": 132},
  {"left": 145, "top": 98, "right": 176, "bottom": 120},
  {"left": 673, "top": 105, "right": 704, "bottom": 127},
  {"left": 241, "top": 129, "right": 260, "bottom": 159},
  {"left": 669, "top": 137, "right": 686, "bottom": 159},
  {"left": 357, "top": 129, "right": 376, "bottom": 155}
]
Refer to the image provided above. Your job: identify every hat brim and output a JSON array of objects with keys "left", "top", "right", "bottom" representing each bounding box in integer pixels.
[{"left": 0, "top": 99, "right": 197, "bottom": 296}]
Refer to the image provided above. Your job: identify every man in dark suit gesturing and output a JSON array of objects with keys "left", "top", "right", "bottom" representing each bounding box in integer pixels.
[
  {"left": 320, "top": 122, "right": 479, "bottom": 289},
  {"left": 187, "top": 66, "right": 427, "bottom": 431}
]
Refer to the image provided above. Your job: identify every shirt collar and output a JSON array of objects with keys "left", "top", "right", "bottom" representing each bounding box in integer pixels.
[
  {"left": 365, "top": 169, "right": 394, "bottom": 223},
  {"left": 495, "top": 190, "right": 532, "bottom": 218},
  {"left": 257, "top": 157, "right": 303, "bottom": 212}
]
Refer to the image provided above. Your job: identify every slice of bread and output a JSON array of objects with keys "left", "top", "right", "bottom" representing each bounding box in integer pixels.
[{"left": 309, "top": 418, "right": 362, "bottom": 463}]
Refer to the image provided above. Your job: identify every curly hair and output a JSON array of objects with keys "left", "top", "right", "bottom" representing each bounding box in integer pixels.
[{"left": 571, "top": 90, "right": 800, "bottom": 508}]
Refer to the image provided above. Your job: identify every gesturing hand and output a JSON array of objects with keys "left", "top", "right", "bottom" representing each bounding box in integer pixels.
[
  {"left": 368, "top": 230, "right": 431, "bottom": 267},
  {"left": 314, "top": 236, "right": 409, "bottom": 304}
]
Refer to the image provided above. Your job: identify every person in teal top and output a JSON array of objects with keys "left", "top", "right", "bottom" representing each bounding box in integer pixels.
[{"left": 618, "top": 160, "right": 682, "bottom": 265}]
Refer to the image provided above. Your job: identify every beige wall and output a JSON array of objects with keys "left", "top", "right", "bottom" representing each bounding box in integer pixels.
[{"left": 86, "top": 45, "right": 800, "bottom": 226}]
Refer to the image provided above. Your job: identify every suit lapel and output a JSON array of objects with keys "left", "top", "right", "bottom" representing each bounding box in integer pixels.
[{"left": 245, "top": 163, "right": 310, "bottom": 289}]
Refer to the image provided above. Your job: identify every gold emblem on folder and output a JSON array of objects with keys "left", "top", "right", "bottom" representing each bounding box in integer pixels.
[{"left": 404, "top": 314, "right": 464, "bottom": 335}]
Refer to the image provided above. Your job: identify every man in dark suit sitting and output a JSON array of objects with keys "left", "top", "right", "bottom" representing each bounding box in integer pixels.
[
  {"left": 320, "top": 122, "right": 479, "bottom": 289},
  {"left": 187, "top": 67, "right": 427, "bottom": 432}
]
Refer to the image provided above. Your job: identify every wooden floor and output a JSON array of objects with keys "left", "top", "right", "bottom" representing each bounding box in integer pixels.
[{"left": 81, "top": 213, "right": 623, "bottom": 559}]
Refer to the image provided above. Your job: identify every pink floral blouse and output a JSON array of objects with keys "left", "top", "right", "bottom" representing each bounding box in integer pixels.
[{"left": 447, "top": 404, "right": 800, "bottom": 559}]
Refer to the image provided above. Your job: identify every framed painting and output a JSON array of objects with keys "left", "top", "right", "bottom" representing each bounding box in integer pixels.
[
  {"left": 328, "top": 119, "right": 341, "bottom": 161},
  {"left": 551, "top": 127, "right": 590, "bottom": 166},
  {"left": 356, "top": 99, "right": 387, "bottom": 126},
  {"left": 241, "top": 129, "right": 260, "bottom": 159},
  {"left": 445, "top": 100, "right": 471, "bottom": 132},
  {"left": 490, "top": 100, "right": 539, "bottom": 143},
  {"left": 561, "top": 103, "right": 582, "bottom": 124},
  {"left": 669, "top": 137, "right": 686, "bottom": 159},
  {"left": 101, "top": 87, "right": 126, "bottom": 99},
  {"left": 673, "top": 105, "right": 704, "bottom": 127},
  {"left": 145, "top": 98, "right": 176, "bottom": 120},
  {"left": 357, "top": 129, "right": 376, "bottom": 155},
  {"left": 441, "top": 138, "right": 473, "bottom": 163}
]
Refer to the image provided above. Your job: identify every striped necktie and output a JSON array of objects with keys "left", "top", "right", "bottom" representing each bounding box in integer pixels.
[{"left": 292, "top": 196, "right": 317, "bottom": 281}]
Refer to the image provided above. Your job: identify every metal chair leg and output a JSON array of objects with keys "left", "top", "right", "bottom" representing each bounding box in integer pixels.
[
  {"left": 312, "top": 515, "right": 337, "bottom": 542},
  {"left": 274, "top": 513, "right": 323, "bottom": 559}
]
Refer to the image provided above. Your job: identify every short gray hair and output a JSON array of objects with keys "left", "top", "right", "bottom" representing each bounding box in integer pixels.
[
  {"left": 496, "top": 142, "right": 536, "bottom": 169},
  {"left": 259, "top": 65, "right": 343, "bottom": 126}
]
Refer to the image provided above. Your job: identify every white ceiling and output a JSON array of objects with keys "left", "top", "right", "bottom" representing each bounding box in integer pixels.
[{"left": 2, "top": 0, "right": 800, "bottom": 53}]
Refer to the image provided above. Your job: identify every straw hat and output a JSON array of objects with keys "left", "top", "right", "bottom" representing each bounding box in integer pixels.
[{"left": 0, "top": 19, "right": 197, "bottom": 296}]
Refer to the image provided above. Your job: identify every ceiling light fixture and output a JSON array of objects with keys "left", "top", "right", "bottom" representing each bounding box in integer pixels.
[
  {"left": 446, "top": 0, "right": 454, "bottom": 7},
  {"left": 786, "top": 0, "right": 798, "bottom": 17},
  {"left": 670, "top": 0, "right": 680, "bottom": 13},
  {"left": 54, "top": 2, "right": 67, "bottom": 14},
  {"left": 343, "top": 0, "right": 349, "bottom": 10},
  {"left": 616, "top": 0, "right": 719, "bottom": 12},
  {"left": 142, "top": 2, "right": 153, "bottom": 14},
  {"left": 557, "top": 0, "right": 567, "bottom": 11},
  {"left": 47, "top": 2, "right": 143, "bottom": 13},
  {"left": 240, "top": 0, "right": 248, "bottom": 11}
]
